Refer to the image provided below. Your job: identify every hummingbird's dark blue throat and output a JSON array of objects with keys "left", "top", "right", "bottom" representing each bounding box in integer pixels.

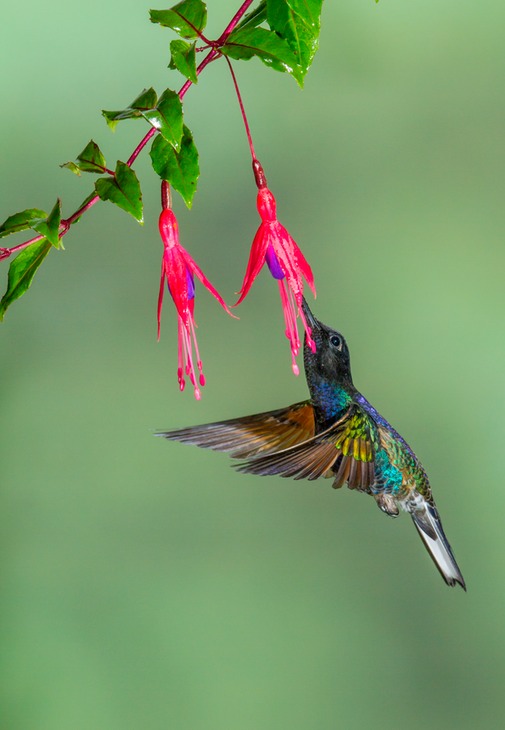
[{"left": 160, "top": 299, "right": 466, "bottom": 590}]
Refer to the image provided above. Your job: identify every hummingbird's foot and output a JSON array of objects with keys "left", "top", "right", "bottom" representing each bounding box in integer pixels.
[{"left": 375, "top": 493, "right": 399, "bottom": 517}]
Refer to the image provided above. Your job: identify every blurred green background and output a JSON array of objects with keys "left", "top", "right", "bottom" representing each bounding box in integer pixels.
[{"left": 1, "top": 1, "right": 505, "bottom": 728}]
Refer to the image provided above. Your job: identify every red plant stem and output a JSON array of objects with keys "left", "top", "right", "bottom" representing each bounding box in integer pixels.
[
  {"left": 224, "top": 56, "right": 257, "bottom": 162},
  {"left": 1, "top": 234, "right": 45, "bottom": 258},
  {"left": 161, "top": 180, "right": 172, "bottom": 210},
  {"left": 126, "top": 127, "right": 157, "bottom": 168},
  {"left": 1, "top": 0, "right": 255, "bottom": 261},
  {"left": 217, "top": 0, "right": 254, "bottom": 44},
  {"left": 224, "top": 55, "right": 268, "bottom": 189}
]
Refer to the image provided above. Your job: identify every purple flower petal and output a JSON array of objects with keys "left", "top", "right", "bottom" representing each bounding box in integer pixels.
[{"left": 265, "top": 244, "right": 285, "bottom": 280}]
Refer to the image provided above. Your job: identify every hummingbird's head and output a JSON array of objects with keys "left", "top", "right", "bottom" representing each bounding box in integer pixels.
[{"left": 301, "top": 298, "right": 353, "bottom": 390}]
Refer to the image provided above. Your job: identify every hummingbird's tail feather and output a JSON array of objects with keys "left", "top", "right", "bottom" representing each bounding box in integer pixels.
[
  {"left": 407, "top": 497, "right": 466, "bottom": 590},
  {"left": 157, "top": 401, "right": 315, "bottom": 459}
]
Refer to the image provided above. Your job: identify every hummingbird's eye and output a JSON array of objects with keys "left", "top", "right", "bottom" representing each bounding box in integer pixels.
[{"left": 330, "top": 334, "right": 342, "bottom": 349}]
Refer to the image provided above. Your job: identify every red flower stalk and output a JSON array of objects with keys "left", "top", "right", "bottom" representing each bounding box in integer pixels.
[
  {"left": 158, "top": 208, "right": 232, "bottom": 399},
  {"left": 236, "top": 185, "right": 317, "bottom": 374}
]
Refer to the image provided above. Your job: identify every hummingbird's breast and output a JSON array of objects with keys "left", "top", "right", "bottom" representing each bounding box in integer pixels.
[{"left": 311, "top": 382, "right": 352, "bottom": 432}]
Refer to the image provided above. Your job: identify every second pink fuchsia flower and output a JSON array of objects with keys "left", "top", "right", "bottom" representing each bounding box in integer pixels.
[{"left": 236, "top": 185, "right": 316, "bottom": 374}]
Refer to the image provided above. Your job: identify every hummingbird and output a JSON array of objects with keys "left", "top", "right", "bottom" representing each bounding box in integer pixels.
[{"left": 159, "top": 299, "right": 466, "bottom": 589}]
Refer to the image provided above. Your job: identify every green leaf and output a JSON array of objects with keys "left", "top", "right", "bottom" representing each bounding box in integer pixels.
[
  {"left": 0, "top": 203, "right": 62, "bottom": 248},
  {"left": 150, "top": 125, "right": 199, "bottom": 208},
  {"left": 61, "top": 140, "right": 107, "bottom": 175},
  {"left": 102, "top": 111, "right": 120, "bottom": 131},
  {"left": 235, "top": 1, "right": 267, "bottom": 31},
  {"left": 77, "top": 141, "right": 107, "bottom": 173},
  {"left": 102, "top": 88, "right": 158, "bottom": 129},
  {"left": 222, "top": 26, "right": 303, "bottom": 86},
  {"left": 95, "top": 161, "right": 143, "bottom": 223},
  {"left": 130, "top": 88, "right": 159, "bottom": 110},
  {"left": 102, "top": 88, "right": 183, "bottom": 148},
  {"left": 150, "top": 1, "right": 207, "bottom": 39},
  {"left": 267, "top": 0, "right": 323, "bottom": 80},
  {"left": 169, "top": 40, "right": 198, "bottom": 84},
  {"left": 141, "top": 89, "right": 183, "bottom": 149},
  {"left": 0, "top": 209, "right": 48, "bottom": 239},
  {"left": 33, "top": 199, "right": 62, "bottom": 249},
  {"left": 0, "top": 239, "right": 52, "bottom": 321},
  {"left": 60, "top": 161, "right": 81, "bottom": 175}
]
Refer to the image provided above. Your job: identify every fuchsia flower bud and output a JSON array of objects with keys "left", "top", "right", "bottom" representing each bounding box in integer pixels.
[
  {"left": 158, "top": 208, "right": 233, "bottom": 399},
  {"left": 236, "top": 185, "right": 317, "bottom": 374}
]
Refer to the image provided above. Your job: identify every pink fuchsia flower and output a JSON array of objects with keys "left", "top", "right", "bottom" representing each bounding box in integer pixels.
[
  {"left": 158, "top": 208, "right": 233, "bottom": 399},
  {"left": 235, "top": 185, "right": 317, "bottom": 375}
]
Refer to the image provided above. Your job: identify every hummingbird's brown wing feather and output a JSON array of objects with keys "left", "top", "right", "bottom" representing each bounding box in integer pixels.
[
  {"left": 237, "top": 438, "right": 341, "bottom": 480},
  {"left": 237, "top": 405, "right": 377, "bottom": 488},
  {"left": 157, "top": 401, "right": 315, "bottom": 458}
]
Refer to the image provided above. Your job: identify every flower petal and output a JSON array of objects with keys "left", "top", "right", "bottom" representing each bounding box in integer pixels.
[
  {"left": 292, "top": 242, "right": 316, "bottom": 297},
  {"left": 163, "top": 246, "right": 193, "bottom": 325},
  {"left": 157, "top": 265, "right": 166, "bottom": 341},
  {"left": 235, "top": 224, "right": 269, "bottom": 305},
  {"left": 269, "top": 224, "right": 315, "bottom": 300},
  {"left": 181, "top": 248, "right": 236, "bottom": 317},
  {"left": 265, "top": 244, "right": 285, "bottom": 280}
]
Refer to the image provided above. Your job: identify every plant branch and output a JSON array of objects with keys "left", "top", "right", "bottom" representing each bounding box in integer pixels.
[{"left": 1, "top": 0, "right": 255, "bottom": 261}]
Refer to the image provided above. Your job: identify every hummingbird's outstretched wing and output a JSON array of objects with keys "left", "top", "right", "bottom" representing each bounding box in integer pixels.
[
  {"left": 236, "top": 405, "right": 377, "bottom": 488},
  {"left": 157, "top": 401, "right": 316, "bottom": 458}
]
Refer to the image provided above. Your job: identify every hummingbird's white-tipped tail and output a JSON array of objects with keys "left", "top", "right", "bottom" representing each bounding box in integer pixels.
[{"left": 407, "top": 496, "right": 466, "bottom": 590}]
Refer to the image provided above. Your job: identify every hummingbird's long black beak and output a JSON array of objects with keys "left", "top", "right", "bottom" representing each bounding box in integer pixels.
[{"left": 301, "top": 297, "right": 319, "bottom": 331}]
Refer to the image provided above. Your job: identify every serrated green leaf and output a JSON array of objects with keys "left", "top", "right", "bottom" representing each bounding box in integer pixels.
[
  {"left": 141, "top": 88, "right": 183, "bottom": 149},
  {"left": 169, "top": 40, "right": 198, "bottom": 84},
  {"left": 0, "top": 209, "right": 48, "bottom": 239},
  {"left": 60, "top": 161, "right": 82, "bottom": 175},
  {"left": 102, "top": 88, "right": 158, "bottom": 129},
  {"left": 101, "top": 88, "right": 182, "bottom": 147},
  {"left": 61, "top": 140, "right": 107, "bottom": 175},
  {"left": 95, "top": 161, "right": 143, "bottom": 223},
  {"left": 131, "top": 88, "right": 158, "bottom": 111},
  {"left": 150, "top": 1, "right": 207, "bottom": 39},
  {"left": 149, "top": 125, "right": 199, "bottom": 208},
  {"left": 0, "top": 239, "right": 52, "bottom": 321},
  {"left": 0, "top": 203, "right": 62, "bottom": 248},
  {"left": 267, "top": 0, "right": 323, "bottom": 79},
  {"left": 102, "top": 111, "right": 120, "bottom": 131},
  {"left": 77, "top": 140, "right": 107, "bottom": 173},
  {"left": 33, "top": 199, "right": 62, "bottom": 249},
  {"left": 222, "top": 26, "right": 303, "bottom": 86}
]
